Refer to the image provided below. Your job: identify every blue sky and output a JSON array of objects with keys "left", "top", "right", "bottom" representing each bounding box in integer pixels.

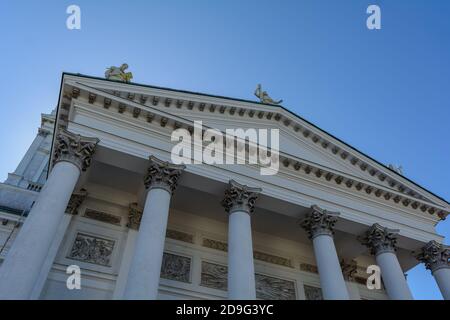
[{"left": 0, "top": 0, "right": 449, "bottom": 299}]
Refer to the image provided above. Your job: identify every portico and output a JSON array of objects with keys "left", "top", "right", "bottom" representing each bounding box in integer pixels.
[{"left": 0, "top": 72, "right": 448, "bottom": 300}]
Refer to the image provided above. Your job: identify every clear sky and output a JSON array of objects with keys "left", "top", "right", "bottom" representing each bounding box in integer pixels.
[{"left": 0, "top": 0, "right": 449, "bottom": 299}]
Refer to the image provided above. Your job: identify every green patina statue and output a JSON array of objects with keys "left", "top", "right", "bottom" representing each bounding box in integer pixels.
[
  {"left": 105, "top": 63, "right": 133, "bottom": 83},
  {"left": 254, "top": 84, "right": 283, "bottom": 105}
]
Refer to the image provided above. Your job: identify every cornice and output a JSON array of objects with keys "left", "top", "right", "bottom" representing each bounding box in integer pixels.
[
  {"left": 55, "top": 75, "right": 450, "bottom": 221},
  {"left": 62, "top": 74, "right": 450, "bottom": 206}
]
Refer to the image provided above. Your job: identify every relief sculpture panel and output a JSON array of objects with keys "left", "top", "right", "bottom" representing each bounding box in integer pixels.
[{"left": 67, "top": 233, "right": 115, "bottom": 266}]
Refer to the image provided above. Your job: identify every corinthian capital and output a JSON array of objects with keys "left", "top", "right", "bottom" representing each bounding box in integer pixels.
[
  {"left": 66, "top": 189, "right": 88, "bottom": 215},
  {"left": 127, "top": 203, "right": 143, "bottom": 230},
  {"left": 359, "top": 223, "right": 399, "bottom": 256},
  {"left": 221, "top": 180, "right": 261, "bottom": 214},
  {"left": 300, "top": 205, "right": 340, "bottom": 239},
  {"left": 415, "top": 241, "right": 450, "bottom": 273},
  {"left": 53, "top": 129, "right": 99, "bottom": 172},
  {"left": 143, "top": 156, "right": 185, "bottom": 193}
]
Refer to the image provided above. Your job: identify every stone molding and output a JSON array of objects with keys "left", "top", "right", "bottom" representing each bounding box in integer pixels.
[
  {"left": 53, "top": 129, "right": 99, "bottom": 172},
  {"left": 66, "top": 189, "right": 88, "bottom": 215},
  {"left": 127, "top": 203, "right": 143, "bottom": 230},
  {"left": 359, "top": 223, "right": 399, "bottom": 256},
  {"left": 143, "top": 156, "right": 185, "bottom": 193},
  {"left": 221, "top": 180, "right": 261, "bottom": 214},
  {"left": 415, "top": 240, "right": 450, "bottom": 273},
  {"left": 300, "top": 205, "right": 340, "bottom": 239}
]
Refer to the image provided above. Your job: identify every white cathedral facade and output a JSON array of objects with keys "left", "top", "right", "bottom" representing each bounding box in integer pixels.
[{"left": 0, "top": 72, "right": 448, "bottom": 300}]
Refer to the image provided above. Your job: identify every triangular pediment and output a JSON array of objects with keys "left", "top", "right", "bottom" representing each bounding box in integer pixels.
[{"left": 58, "top": 73, "right": 449, "bottom": 219}]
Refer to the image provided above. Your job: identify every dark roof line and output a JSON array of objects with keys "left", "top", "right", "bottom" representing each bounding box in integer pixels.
[{"left": 62, "top": 72, "right": 449, "bottom": 205}]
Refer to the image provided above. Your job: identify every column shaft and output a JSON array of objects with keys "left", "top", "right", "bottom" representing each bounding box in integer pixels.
[
  {"left": 222, "top": 180, "right": 261, "bottom": 300},
  {"left": 360, "top": 223, "right": 412, "bottom": 300},
  {"left": 123, "top": 156, "right": 184, "bottom": 300},
  {"left": 0, "top": 161, "right": 80, "bottom": 299},
  {"left": 376, "top": 251, "right": 412, "bottom": 300},
  {"left": 123, "top": 188, "right": 171, "bottom": 299},
  {"left": 228, "top": 210, "right": 256, "bottom": 300},
  {"left": 433, "top": 268, "right": 450, "bottom": 300},
  {"left": 312, "top": 234, "right": 349, "bottom": 300},
  {"left": 301, "top": 205, "right": 349, "bottom": 300}
]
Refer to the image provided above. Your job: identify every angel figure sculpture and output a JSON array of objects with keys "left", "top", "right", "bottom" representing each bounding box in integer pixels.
[
  {"left": 105, "top": 63, "right": 133, "bottom": 83},
  {"left": 254, "top": 84, "right": 283, "bottom": 105}
]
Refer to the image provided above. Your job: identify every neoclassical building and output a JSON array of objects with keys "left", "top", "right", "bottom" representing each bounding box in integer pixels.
[{"left": 0, "top": 72, "right": 448, "bottom": 300}]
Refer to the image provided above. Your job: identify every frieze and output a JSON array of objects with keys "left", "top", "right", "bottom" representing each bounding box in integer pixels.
[
  {"left": 300, "top": 263, "right": 318, "bottom": 274},
  {"left": 253, "top": 251, "right": 293, "bottom": 268},
  {"left": 84, "top": 209, "right": 121, "bottom": 225},
  {"left": 200, "top": 261, "right": 228, "bottom": 291},
  {"left": 304, "top": 285, "right": 323, "bottom": 300},
  {"left": 160, "top": 252, "right": 191, "bottom": 283},
  {"left": 166, "top": 229, "right": 194, "bottom": 244},
  {"left": 255, "top": 274, "right": 296, "bottom": 300},
  {"left": 67, "top": 233, "right": 115, "bottom": 266},
  {"left": 203, "top": 238, "right": 228, "bottom": 252}
]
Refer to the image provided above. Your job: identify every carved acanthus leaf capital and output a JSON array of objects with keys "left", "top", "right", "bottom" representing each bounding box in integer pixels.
[
  {"left": 53, "top": 129, "right": 99, "bottom": 172},
  {"left": 66, "top": 189, "right": 88, "bottom": 215},
  {"left": 415, "top": 240, "right": 450, "bottom": 273},
  {"left": 340, "top": 259, "right": 358, "bottom": 281},
  {"left": 359, "top": 223, "right": 399, "bottom": 256},
  {"left": 221, "top": 180, "right": 261, "bottom": 214},
  {"left": 300, "top": 205, "right": 340, "bottom": 239},
  {"left": 127, "top": 203, "right": 143, "bottom": 230},
  {"left": 143, "top": 156, "right": 185, "bottom": 193}
]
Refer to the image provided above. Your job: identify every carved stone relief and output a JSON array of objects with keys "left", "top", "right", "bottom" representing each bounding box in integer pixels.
[
  {"left": 83, "top": 209, "right": 121, "bottom": 225},
  {"left": 300, "top": 263, "right": 318, "bottom": 274},
  {"left": 200, "top": 261, "right": 228, "bottom": 291},
  {"left": 254, "top": 251, "right": 292, "bottom": 268},
  {"left": 203, "top": 238, "right": 228, "bottom": 252},
  {"left": 160, "top": 252, "right": 191, "bottom": 283},
  {"left": 255, "top": 274, "right": 296, "bottom": 300},
  {"left": 166, "top": 229, "right": 194, "bottom": 243},
  {"left": 67, "top": 233, "right": 115, "bottom": 266},
  {"left": 304, "top": 285, "right": 323, "bottom": 300}
]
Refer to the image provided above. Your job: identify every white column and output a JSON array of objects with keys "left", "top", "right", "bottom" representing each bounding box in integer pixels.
[
  {"left": 433, "top": 268, "right": 450, "bottom": 300},
  {"left": 416, "top": 240, "right": 450, "bottom": 300},
  {"left": 30, "top": 212, "right": 74, "bottom": 299},
  {"left": 123, "top": 156, "right": 185, "bottom": 300},
  {"left": 113, "top": 212, "right": 139, "bottom": 299},
  {"left": 301, "top": 205, "right": 349, "bottom": 300},
  {"left": 0, "top": 130, "right": 98, "bottom": 299},
  {"left": 361, "top": 223, "right": 413, "bottom": 300},
  {"left": 222, "top": 180, "right": 261, "bottom": 300}
]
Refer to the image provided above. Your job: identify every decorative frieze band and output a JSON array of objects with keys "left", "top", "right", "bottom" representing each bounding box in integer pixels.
[
  {"left": 253, "top": 251, "right": 293, "bottom": 268},
  {"left": 143, "top": 156, "right": 185, "bottom": 193},
  {"left": 83, "top": 209, "right": 122, "bottom": 225},
  {"left": 53, "top": 129, "right": 99, "bottom": 172},
  {"left": 221, "top": 180, "right": 261, "bottom": 214},
  {"left": 415, "top": 240, "right": 450, "bottom": 273},
  {"left": 202, "top": 238, "right": 293, "bottom": 268},
  {"left": 166, "top": 229, "right": 194, "bottom": 244},
  {"left": 359, "top": 223, "right": 399, "bottom": 256},
  {"left": 300, "top": 263, "right": 318, "bottom": 274},
  {"left": 300, "top": 205, "right": 339, "bottom": 239}
]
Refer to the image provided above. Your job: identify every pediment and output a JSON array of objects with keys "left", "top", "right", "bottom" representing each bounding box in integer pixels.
[{"left": 58, "top": 73, "right": 450, "bottom": 220}]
